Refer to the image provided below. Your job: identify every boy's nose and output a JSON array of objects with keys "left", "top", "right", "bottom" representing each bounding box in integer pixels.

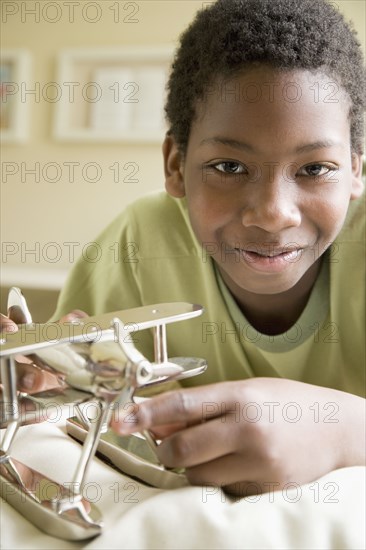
[{"left": 240, "top": 175, "right": 301, "bottom": 233}]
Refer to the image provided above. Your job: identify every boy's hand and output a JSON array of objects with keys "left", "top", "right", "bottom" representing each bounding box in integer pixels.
[
  {"left": 0, "top": 310, "right": 88, "bottom": 426},
  {"left": 111, "top": 378, "right": 365, "bottom": 496},
  {"left": 1, "top": 310, "right": 88, "bottom": 392},
  {"left": 0, "top": 313, "right": 18, "bottom": 334}
]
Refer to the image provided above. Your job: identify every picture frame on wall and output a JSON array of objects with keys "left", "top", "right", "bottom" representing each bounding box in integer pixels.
[
  {"left": 0, "top": 49, "right": 31, "bottom": 143},
  {"left": 53, "top": 46, "right": 174, "bottom": 143}
]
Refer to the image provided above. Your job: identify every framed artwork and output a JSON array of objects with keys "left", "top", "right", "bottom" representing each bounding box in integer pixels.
[
  {"left": 53, "top": 46, "right": 174, "bottom": 143},
  {"left": 0, "top": 49, "right": 31, "bottom": 143}
]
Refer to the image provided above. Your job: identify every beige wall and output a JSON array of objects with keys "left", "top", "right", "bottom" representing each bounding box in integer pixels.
[{"left": 1, "top": 0, "right": 365, "bottom": 290}]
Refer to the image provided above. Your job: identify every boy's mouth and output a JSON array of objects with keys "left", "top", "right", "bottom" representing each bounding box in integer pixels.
[
  {"left": 234, "top": 246, "right": 301, "bottom": 258},
  {"left": 232, "top": 246, "right": 303, "bottom": 272}
]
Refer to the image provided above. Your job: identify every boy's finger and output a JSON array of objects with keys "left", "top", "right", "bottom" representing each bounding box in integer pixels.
[
  {"left": 150, "top": 422, "right": 187, "bottom": 439},
  {"left": 16, "top": 361, "right": 63, "bottom": 393},
  {"left": 111, "top": 385, "right": 226, "bottom": 434},
  {"left": 0, "top": 393, "right": 50, "bottom": 428},
  {"left": 0, "top": 313, "right": 18, "bottom": 333}
]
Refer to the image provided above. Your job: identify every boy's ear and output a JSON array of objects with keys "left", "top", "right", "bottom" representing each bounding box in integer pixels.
[
  {"left": 350, "top": 153, "right": 364, "bottom": 199},
  {"left": 163, "top": 134, "right": 185, "bottom": 198}
]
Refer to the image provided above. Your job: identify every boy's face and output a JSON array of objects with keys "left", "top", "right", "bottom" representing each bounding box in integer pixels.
[{"left": 164, "top": 67, "right": 363, "bottom": 299}]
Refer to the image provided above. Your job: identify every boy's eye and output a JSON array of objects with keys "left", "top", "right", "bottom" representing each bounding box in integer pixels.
[
  {"left": 213, "top": 161, "right": 247, "bottom": 174},
  {"left": 298, "top": 164, "right": 336, "bottom": 177}
]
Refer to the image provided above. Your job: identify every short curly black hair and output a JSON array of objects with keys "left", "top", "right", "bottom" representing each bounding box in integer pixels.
[{"left": 165, "top": 0, "right": 366, "bottom": 155}]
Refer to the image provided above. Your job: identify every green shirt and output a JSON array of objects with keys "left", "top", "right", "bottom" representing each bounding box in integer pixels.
[{"left": 53, "top": 191, "right": 365, "bottom": 397}]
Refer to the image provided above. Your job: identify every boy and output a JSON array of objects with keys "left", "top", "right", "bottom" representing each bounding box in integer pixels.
[{"left": 2, "top": 0, "right": 366, "bottom": 495}]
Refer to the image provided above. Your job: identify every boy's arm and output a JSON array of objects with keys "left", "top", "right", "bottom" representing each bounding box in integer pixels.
[{"left": 111, "top": 378, "right": 366, "bottom": 495}]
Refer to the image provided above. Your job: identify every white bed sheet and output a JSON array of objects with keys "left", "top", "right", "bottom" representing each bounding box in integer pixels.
[{"left": 1, "top": 407, "right": 365, "bottom": 550}]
